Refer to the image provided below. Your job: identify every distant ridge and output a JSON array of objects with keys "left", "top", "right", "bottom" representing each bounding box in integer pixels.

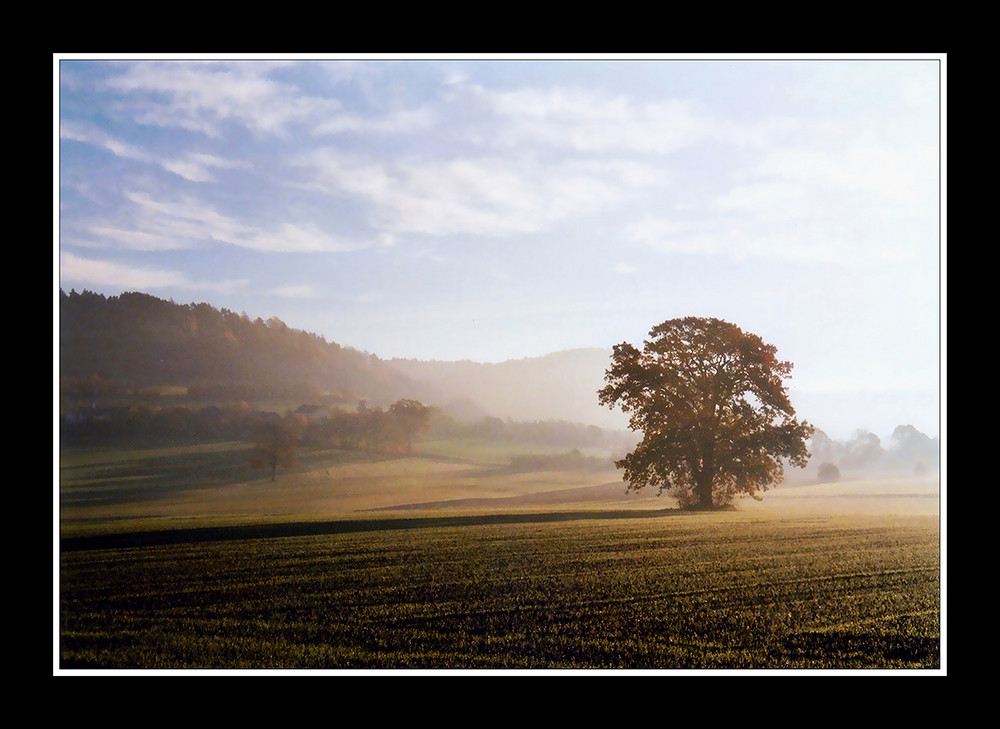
[
  {"left": 59, "top": 289, "right": 417, "bottom": 406},
  {"left": 389, "top": 349, "right": 630, "bottom": 429},
  {"left": 59, "top": 289, "right": 629, "bottom": 429}
]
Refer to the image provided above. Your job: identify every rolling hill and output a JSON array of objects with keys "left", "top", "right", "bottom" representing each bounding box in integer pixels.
[
  {"left": 59, "top": 289, "right": 418, "bottom": 407},
  {"left": 58, "top": 290, "right": 624, "bottom": 429},
  {"left": 57, "top": 290, "right": 940, "bottom": 480}
]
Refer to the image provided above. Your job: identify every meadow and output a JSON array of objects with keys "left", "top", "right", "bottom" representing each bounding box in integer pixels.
[{"left": 58, "top": 438, "right": 941, "bottom": 671}]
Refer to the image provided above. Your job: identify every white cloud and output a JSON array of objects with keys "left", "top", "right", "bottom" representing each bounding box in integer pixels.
[
  {"left": 83, "top": 225, "right": 194, "bottom": 251},
  {"left": 68, "top": 191, "right": 378, "bottom": 254},
  {"left": 240, "top": 222, "right": 369, "bottom": 253},
  {"left": 619, "top": 128, "right": 939, "bottom": 266},
  {"left": 125, "top": 191, "right": 372, "bottom": 253},
  {"left": 269, "top": 283, "right": 323, "bottom": 299},
  {"left": 713, "top": 181, "right": 818, "bottom": 225},
  {"left": 313, "top": 106, "right": 436, "bottom": 136},
  {"left": 61, "top": 122, "right": 248, "bottom": 183},
  {"left": 750, "top": 142, "right": 938, "bottom": 206},
  {"left": 60, "top": 250, "right": 248, "bottom": 293},
  {"left": 706, "top": 143, "right": 938, "bottom": 265},
  {"left": 623, "top": 216, "right": 724, "bottom": 256},
  {"left": 296, "top": 150, "right": 658, "bottom": 237},
  {"left": 121, "top": 191, "right": 258, "bottom": 247},
  {"left": 476, "top": 84, "right": 794, "bottom": 155},
  {"left": 104, "top": 61, "right": 341, "bottom": 137},
  {"left": 61, "top": 122, "right": 153, "bottom": 164},
  {"left": 160, "top": 152, "right": 251, "bottom": 183},
  {"left": 486, "top": 87, "right": 713, "bottom": 154},
  {"left": 621, "top": 209, "right": 908, "bottom": 266}
]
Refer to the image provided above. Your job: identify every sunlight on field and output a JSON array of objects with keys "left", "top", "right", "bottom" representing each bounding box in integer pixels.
[
  {"left": 744, "top": 476, "right": 940, "bottom": 518},
  {"left": 58, "top": 440, "right": 943, "bottom": 670},
  {"left": 59, "top": 438, "right": 940, "bottom": 541},
  {"left": 60, "top": 441, "right": 638, "bottom": 535}
]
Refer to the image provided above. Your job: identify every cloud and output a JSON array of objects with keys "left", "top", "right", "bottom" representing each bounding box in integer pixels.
[
  {"left": 472, "top": 82, "right": 794, "bottom": 155},
  {"left": 71, "top": 191, "right": 374, "bottom": 254},
  {"left": 80, "top": 225, "right": 194, "bottom": 251},
  {"left": 312, "top": 106, "right": 437, "bottom": 136},
  {"left": 160, "top": 152, "right": 251, "bottom": 183},
  {"left": 103, "top": 61, "right": 341, "bottom": 137},
  {"left": 239, "top": 222, "right": 370, "bottom": 253},
  {"left": 747, "top": 142, "right": 938, "bottom": 206},
  {"left": 484, "top": 87, "right": 715, "bottom": 154},
  {"left": 623, "top": 216, "right": 725, "bottom": 257},
  {"left": 622, "top": 210, "right": 912, "bottom": 266},
  {"left": 708, "top": 144, "right": 937, "bottom": 264},
  {"left": 296, "top": 150, "right": 660, "bottom": 237},
  {"left": 621, "top": 208, "right": 902, "bottom": 266},
  {"left": 118, "top": 191, "right": 258, "bottom": 248},
  {"left": 60, "top": 122, "right": 151, "bottom": 163},
  {"left": 61, "top": 122, "right": 249, "bottom": 182},
  {"left": 620, "top": 129, "right": 938, "bottom": 266},
  {"left": 59, "top": 250, "right": 244, "bottom": 292},
  {"left": 269, "top": 283, "right": 324, "bottom": 299}
]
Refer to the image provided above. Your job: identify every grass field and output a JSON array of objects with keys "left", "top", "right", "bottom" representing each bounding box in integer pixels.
[{"left": 57, "top": 438, "right": 942, "bottom": 672}]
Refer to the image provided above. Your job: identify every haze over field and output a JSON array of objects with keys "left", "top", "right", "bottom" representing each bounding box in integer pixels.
[{"left": 56, "top": 55, "right": 943, "bottom": 442}]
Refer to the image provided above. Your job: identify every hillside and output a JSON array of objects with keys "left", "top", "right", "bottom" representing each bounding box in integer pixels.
[
  {"left": 59, "top": 289, "right": 417, "bottom": 407},
  {"left": 58, "top": 290, "right": 628, "bottom": 429}
]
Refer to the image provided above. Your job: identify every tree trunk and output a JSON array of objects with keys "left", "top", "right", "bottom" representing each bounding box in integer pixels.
[
  {"left": 694, "top": 445, "right": 715, "bottom": 509},
  {"left": 694, "top": 474, "right": 714, "bottom": 509}
]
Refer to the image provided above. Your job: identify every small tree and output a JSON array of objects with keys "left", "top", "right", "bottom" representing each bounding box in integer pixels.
[
  {"left": 817, "top": 462, "right": 841, "bottom": 483},
  {"left": 249, "top": 414, "right": 303, "bottom": 481},
  {"left": 598, "top": 317, "right": 813, "bottom": 509}
]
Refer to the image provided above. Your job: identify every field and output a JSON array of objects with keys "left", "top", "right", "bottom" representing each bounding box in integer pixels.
[{"left": 57, "top": 438, "right": 942, "bottom": 672}]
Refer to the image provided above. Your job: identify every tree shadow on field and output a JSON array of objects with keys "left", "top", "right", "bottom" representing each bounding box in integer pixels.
[
  {"left": 59, "top": 445, "right": 458, "bottom": 510},
  {"left": 59, "top": 446, "right": 257, "bottom": 507},
  {"left": 60, "top": 507, "right": 685, "bottom": 552}
]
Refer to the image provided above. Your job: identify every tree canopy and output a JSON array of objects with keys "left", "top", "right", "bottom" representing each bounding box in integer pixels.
[{"left": 598, "top": 317, "right": 813, "bottom": 509}]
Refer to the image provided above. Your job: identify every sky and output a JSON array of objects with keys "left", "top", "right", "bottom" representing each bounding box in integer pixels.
[{"left": 55, "top": 55, "right": 944, "bottom": 441}]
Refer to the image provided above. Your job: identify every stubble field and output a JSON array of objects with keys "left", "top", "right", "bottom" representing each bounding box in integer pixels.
[{"left": 57, "top": 439, "right": 941, "bottom": 672}]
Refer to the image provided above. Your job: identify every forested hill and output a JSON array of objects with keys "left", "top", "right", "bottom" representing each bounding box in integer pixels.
[{"left": 59, "top": 290, "right": 416, "bottom": 405}]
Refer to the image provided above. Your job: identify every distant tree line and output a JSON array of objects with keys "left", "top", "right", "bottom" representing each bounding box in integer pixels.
[
  {"left": 438, "top": 414, "right": 614, "bottom": 449},
  {"left": 61, "top": 401, "right": 283, "bottom": 445},
  {"left": 308, "top": 399, "right": 433, "bottom": 454},
  {"left": 807, "top": 425, "right": 939, "bottom": 478},
  {"left": 60, "top": 398, "right": 434, "bottom": 455},
  {"left": 60, "top": 396, "right": 624, "bottom": 461}
]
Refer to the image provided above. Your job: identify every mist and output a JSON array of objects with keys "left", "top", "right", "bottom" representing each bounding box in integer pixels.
[{"left": 390, "top": 347, "right": 939, "bottom": 446}]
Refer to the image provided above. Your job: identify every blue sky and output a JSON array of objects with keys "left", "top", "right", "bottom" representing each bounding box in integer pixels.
[{"left": 56, "top": 55, "right": 943, "bottom": 440}]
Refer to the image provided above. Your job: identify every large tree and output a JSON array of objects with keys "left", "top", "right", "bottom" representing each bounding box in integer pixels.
[{"left": 598, "top": 317, "right": 813, "bottom": 509}]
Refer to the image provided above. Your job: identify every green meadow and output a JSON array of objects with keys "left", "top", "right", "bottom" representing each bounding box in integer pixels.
[{"left": 58, "top": 439, "right": 941, "bottom": 671}]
